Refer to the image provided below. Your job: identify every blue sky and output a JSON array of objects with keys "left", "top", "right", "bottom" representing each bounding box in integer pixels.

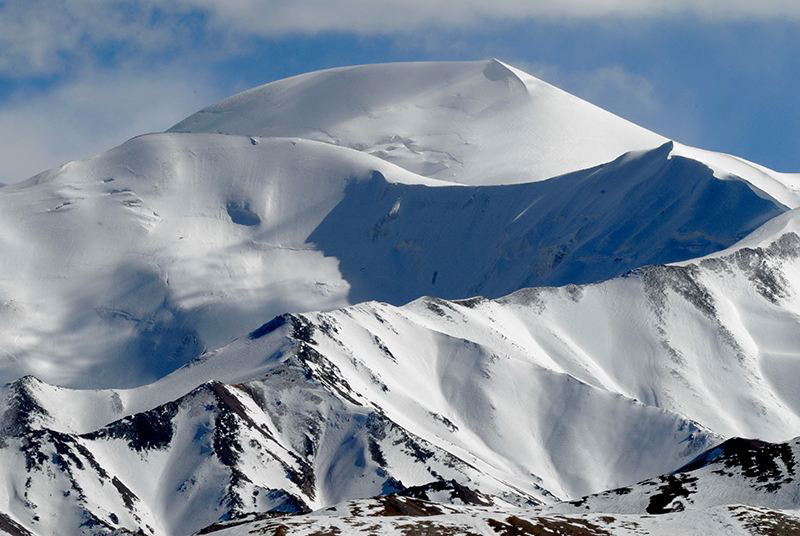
[{"left": 1, "top": 1, "right": 799, "bottom": 183}]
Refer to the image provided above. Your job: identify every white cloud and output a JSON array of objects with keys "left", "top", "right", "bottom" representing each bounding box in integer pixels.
[
  {"left": 524, "top": 62, "right": 660, "bottom": 115},
  {"left": 2, "top": 1, "right": 800, "bottom": 77},
  {"left": 181, "top": 0, "right": 800, "bottom": 35},
  {"left": 0, "top": 1, "right": 175, "bottom": 76},
  {"left": 509, "top": 61, "right": 702, "bottom": 144},
  {"left": 0, "top": 67, "right": 223, "bottom": 183}
]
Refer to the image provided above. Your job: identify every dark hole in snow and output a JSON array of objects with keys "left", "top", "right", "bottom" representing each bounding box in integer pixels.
[{"left": 226, "top": 201, "right": 261, "bottom": 226}]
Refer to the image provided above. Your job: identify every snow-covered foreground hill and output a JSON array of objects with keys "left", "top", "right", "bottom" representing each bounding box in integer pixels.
[
  {"left": 202, "top": 498, "right": 800, "bottom": 535},
  {"left": 167, "top": 422, "right": 800, "bottom": 535},
  {"left": 1, "top": 60, "right": 800, "bottom": 535}
]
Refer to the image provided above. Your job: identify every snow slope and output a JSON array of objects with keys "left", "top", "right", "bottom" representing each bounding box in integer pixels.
[
  {"left": 0, "top": 134, "right": 786, "bottom": 388},
  {"left": 170, "top": 59, "right": 668, "bottom": 185},
  {"left": 0, "top": 134, "right": 437, "bottom": 387}
]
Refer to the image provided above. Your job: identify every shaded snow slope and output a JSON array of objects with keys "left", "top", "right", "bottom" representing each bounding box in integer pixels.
[
  {"left": 671, "top": 142, "right": 800, "bottom": 208},
  {"left": 0, "top": 135, "right": 785, "bottom": 388},
  {"left": 170, "top": 59, "right": 668, "bottom": 184},
  {"left": 696, "top": 206, "right": 800, "bottom": 256},
  {"left": 310, "top": 141, "right": 784, "bottom": 303}
]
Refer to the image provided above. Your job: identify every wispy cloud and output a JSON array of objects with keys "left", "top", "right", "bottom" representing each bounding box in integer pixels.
[
  {"left": 512, "top": 61, "right": 702, "bottom": 144},
  {"left": 2, "top": 1, "right": 800, "bottom": 77},
  {"left": 0, "top": 66, "right": 223, "bottom": 183},
  {"left": 184, "top": 0, "right": 800, "bottom": 34}
]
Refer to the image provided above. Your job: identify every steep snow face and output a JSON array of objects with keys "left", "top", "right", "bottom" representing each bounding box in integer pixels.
[
  {"left": 670, "top": 142, "right": 800, "bottom": 208},
  {"left": 0, "top": 134, "right": 784, "bottom": 388},
  {"left": 310, "top": 142, "right": 784, "bottom": 303},
  {"left": 170, "top": 59, "right": 668, "bottom": 185}
]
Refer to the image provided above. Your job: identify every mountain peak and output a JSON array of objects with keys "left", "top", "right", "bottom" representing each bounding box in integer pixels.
[{"left": 170, "top": 60, "right": 666, "bottom": 184}]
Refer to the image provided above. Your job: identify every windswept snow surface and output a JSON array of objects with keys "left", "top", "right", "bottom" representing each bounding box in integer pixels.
[
  {"left": 170, "top": 59, "right": 668, "bottom": 185},
  {"left": 170, "top": 59, "right": 800, "bottom": 211}
]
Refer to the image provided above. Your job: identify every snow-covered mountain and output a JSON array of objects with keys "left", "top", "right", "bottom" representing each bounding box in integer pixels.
[
  {"left": 0, "top": 135, "right": 790, "bottom": 389},
  {"left": 169, "top": 59, "right": 668, "bottom": 185},
  {"left": 1, "top": 60, "right": 799, "bottom": 535}
]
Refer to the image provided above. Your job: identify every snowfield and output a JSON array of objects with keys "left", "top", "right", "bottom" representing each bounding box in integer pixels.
[
  {"left": 1, "top": 60, "right": 799, "bottom": 535},
  {"left": 170, "top": 59, "right": 669, "bottom": 185}
]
